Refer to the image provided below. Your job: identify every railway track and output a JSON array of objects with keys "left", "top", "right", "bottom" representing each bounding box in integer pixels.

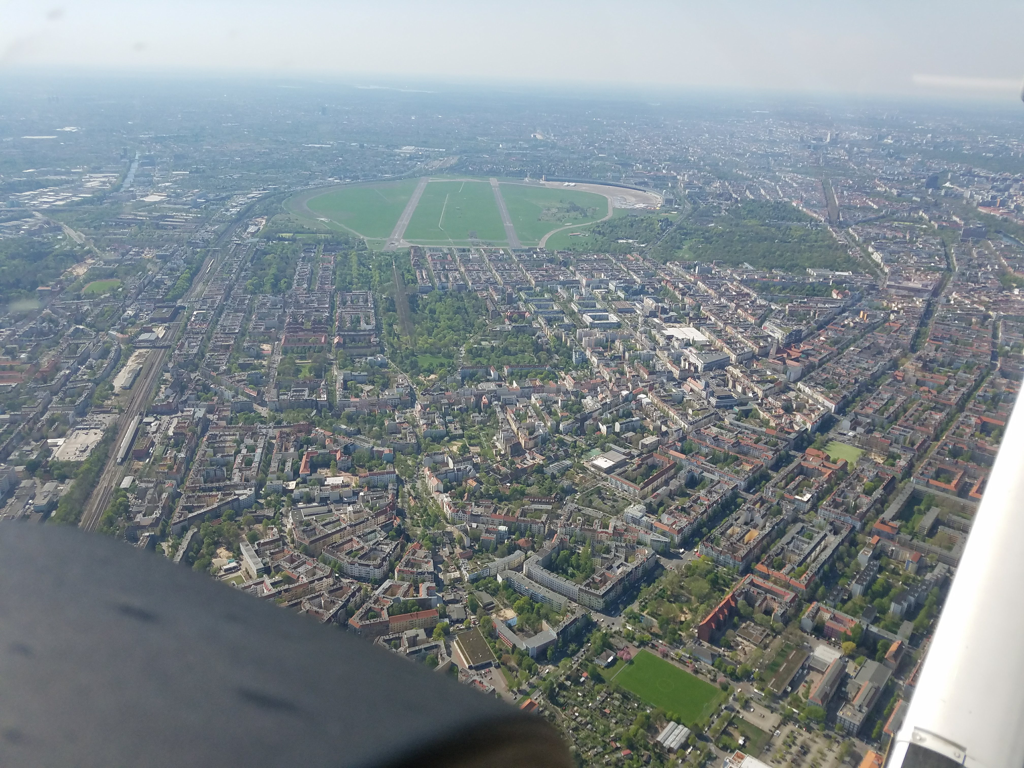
[{"left": 79, "top": 344, "right": 170, "bottom": 532}]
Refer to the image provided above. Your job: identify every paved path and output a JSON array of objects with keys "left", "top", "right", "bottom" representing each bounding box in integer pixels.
[
  {"left": 489, "top": 178, "right": 521, "bottom": 249},
  {"left": 385, "top": 177, "right": 428, "bottom": 251}
]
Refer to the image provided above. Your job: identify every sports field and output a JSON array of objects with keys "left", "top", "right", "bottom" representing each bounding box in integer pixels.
[
  {"left": 614, "top": 651, "right": 724, "bottom": 725},
  {"left": 82, "top": 278, "right": 121, "bottom": 296},
  {"left": 301, "top": 178, "right": 421, "bottom": 239},
  {"left": 404, "top": 180, "right": 506, "bottom": 243},
  {"left": 499, "top": 183, "right": 608, "bottom": 244},
  {"left": 825, "top": 441, "right": 863, "bottom": 465}
]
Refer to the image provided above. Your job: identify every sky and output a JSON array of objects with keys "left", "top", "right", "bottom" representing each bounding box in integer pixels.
[{"left": 1, "top": 0, "right": 1022, "bottom": 101}]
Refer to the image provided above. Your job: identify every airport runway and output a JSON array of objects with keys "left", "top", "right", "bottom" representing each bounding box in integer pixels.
[
  {"left": 385, "top": 177, "right": 428, "bottom": 251},
  {"left": 490, "top": 178, "right": 521, "bottom": 249}
]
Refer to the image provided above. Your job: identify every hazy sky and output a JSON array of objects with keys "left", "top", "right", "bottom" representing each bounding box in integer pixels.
[{"left": 2, "top": 0, "right": 1022, "bottom": 99}]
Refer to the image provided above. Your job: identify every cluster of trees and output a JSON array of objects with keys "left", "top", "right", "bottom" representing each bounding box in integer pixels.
[
  {"left": 840, "top": 633, "right": 895, "bottom": 665},
  {"left": 456, "top": 463, "right": 562, "bottom": 505},
  {"left": 188, "top": 514, "right": 256, "bottom": 573},
  {"left": 165, "top": 255, "right": 203, "bottom": 302},
  {"left": 97, "top": 490, "right": 131, "bottom": 535},
  {"left": 388, "top": 599, "right": 424, "bottom": 617},
  {"left": 0, "top": 236, "right": 84, "bottom": 299},
  {"left": 333, "top": 241, "right": 378, "bottom": 292},
  {"left": 338, "top": 410, "right": 392, "bottom": 441},
  {"left": 245, "top": 242, "right": 302, "bottom": 296},
  {"left": 712, "top": 653, "right": 752, "bottom": 681},
  {"left": 555, "top": 212, "right": 670, "bottom": 254},
  {"left": 900, "top": 493, "right": 938, "bottom": 537},
  {"left": 650, "top": 201, "right": 857, "bottom": 273},
  {"left": 863, "top": 478, "right": 883, "bottom": 495},
  {"left": 277, "top": 353, "right": 330, "bottom": 381},
  {"left": 49, "top": 425, "right": 118, "bottom": 525},
  {"left": 637, "top": 557, "right": 741, "bottom": 641},
  {"left": 501, "top": 645, "right": 541, "bottom": 687},
  {"left": 463, "top": 333, "right": 564, "bottom": 369},
  {"left": 547, "top": 543, "right": 595, "bottom": 583},
  {"left": 386, "top": 292, "right": 488, "bottom": 376}
]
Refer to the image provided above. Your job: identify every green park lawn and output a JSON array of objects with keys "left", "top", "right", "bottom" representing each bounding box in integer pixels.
[
  {"left": 825, "top": 440, "right": 864, "bottom": 465},
  {"left": 82, "top": 278, "right": 121, "bottom": 296},
  {"left": 542, "top": 207, "right": 630, "bottom": 251},
  {"left": 416, "top": 353, "right": 448, "bottom": 369},
  {"left": 498, "top": 183, "right": 609, "bottom": 245},
  {"left": 733, "top": 717, "right": 771, "bottom": 754},
  {"left": 404, "top": 180, "right": 507, "bottom": 243},
  {"left": 614, "top": 651, "right": 724, "bottom": 726},
  {"left": 300, "top": 178, "right": 420, "bottom": 239}
]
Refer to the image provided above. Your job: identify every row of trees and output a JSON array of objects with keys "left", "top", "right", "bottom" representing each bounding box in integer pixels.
[{"left": 49, "top": 426, "right": 118, "bottom": 525}]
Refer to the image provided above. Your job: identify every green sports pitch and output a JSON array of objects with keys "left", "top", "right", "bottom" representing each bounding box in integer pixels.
[
  {"left": 82, "top": 278, "right": 121, "bottom": 296},
  {"left": 614, "top": 651, "right": 724, "bottom": 726},
  {"left": 284, "top": 178, "right": 614, "bottom": 248},
  {"left": 824, "top": 440, "right": 863, "bottom": 465}
]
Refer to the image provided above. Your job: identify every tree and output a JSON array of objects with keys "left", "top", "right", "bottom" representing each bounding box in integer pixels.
[
  {"left": 848, "top": 622, "right": 864, "bottom": 645},
  {"left": 432, "top": 621, "right": 450, "bottom": 641},
  {"left": 803, "top": 706, "right": 826, "bottom": 724},
  {"left": 541, "top": 678, "right": 558, "bottom": 704},
  {"left": 841, "top": 641, "right": 857, "bottom": 657},
  {"left": 875, "top": 639, "right": 891, "bottom": 662}
]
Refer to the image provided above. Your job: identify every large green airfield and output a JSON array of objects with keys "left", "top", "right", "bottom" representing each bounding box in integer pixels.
[
  {"left": 404, "top": 180, "right": 507, "bottom": 244},
  {"left": 300, "top": 178, "right": 421, "bottom": 240},
  {"left": 499, "top": 183, "right": 608, "bottom": 243},
  {"left": 283, "top": 177, "right": 615, "bottom": 248}
]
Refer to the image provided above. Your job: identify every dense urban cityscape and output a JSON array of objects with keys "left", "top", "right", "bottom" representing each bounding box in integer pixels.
[{"left": 2, "top": 75, "right": 1024, "bottom": 768}]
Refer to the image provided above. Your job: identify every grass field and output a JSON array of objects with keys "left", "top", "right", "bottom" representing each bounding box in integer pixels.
[
  {"left": 82, "top": 278, "right": 121, "bottom": 296},
  {"left": 416, "top": 353, "right": 448, "bottom": 369},
  {"left": 499, "top": 183, "right": 608, "bottom": 245},
  {"left": 264, "top": 211, "right": 332, "bottom": 235},
  {"left": 614, "top": 651, "right": 724, "bottom": 725},
  {"left": 300, "top": 179, "right": 421, "bottom": 239},
  {"left": 733, "top": 717, "right": 771, "bottom": 754},
  {"left": 542, "top": 207, "right": 631, "bottom": 251},
  {"left": 825, "top": 441, "right": 864, "bottom": 465},
  {"left": 404, "top": 180, "right": 506, "bottom": 243},
  {"left": 595, "top": 658, "right": 626, "bottom": 682}
]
